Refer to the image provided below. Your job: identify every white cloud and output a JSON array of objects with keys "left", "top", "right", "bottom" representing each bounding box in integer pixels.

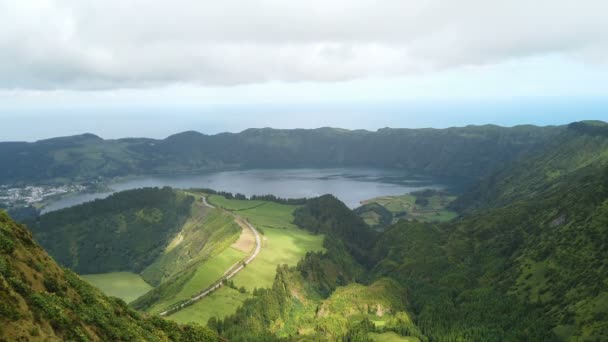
[{"left": 1, "top": 0, "right": 607, "bottom": 89}]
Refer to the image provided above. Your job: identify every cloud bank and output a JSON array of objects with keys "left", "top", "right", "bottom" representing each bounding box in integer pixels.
[{"left": 1, "top": 0, "right": 607, "bottom": 89}]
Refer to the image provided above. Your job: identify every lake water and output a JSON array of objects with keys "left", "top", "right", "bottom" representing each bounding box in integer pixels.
[{"left": 42, "top": 168, "right": 444, "bottom": 213}]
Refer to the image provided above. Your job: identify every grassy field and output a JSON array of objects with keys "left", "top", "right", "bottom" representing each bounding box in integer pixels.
[
  {"left": 148, "top": 246, "right": 246, "bottom": 313},
  {"left": 208, "top": 195, "right": 267, "bottom": 211},
  {"left": 362, "top": 191, "right": 457, "bottom": 223},
  {"left": 81, "top": 272, "right": 153, "bottom": 303},
  {"left": 141, "top": 201, "right": 241, "bottom": 286},
  {"left": 166, "top": 195, "right": 325, "bottom": 324},
  {"left": 368, "top": 332, "right": 420, "bottom": 342},
  {"left": 234, "top": 221, "right": 324, "bottom": 290},
  {"left": 209, "top": 197, "right": 326, "bottom": 290},
  {"left": 168, "top": 286, "right": 251, "bottom": 325}
]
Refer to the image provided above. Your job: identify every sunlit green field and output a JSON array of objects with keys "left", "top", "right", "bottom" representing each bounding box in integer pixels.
[
  {"left": 363, "top": 193, "right": 457, "bottom": 223},
  {"left": 208, "top": 195, "right": 266, "bottom": 211},
  {"left": 368, "top": 332, "right": 420, "bottom": 342},
  {"left": 168, "top": 286, "right": 251, "bottom": 325},
  {"left": 81, "top": 272, "right": 153, "bottom": 303},
  {"left": 167, "top": 195, "right": 325, "bottom": 324},
  {"left": 148, "top": 246, "right": 246, "bottom": 313},
  {"left": 234, "top": 220, "right": 324, "bottom": 290},
  {"left": 209, "top": 197, "right": 326, "bottom": 290}
]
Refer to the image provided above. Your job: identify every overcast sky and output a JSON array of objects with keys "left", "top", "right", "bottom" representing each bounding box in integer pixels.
[{"left": 1, "top": 0, "right": 608, "bottom": 140}]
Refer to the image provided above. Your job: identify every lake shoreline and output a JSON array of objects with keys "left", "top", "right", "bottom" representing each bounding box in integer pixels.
[{"left": 40, "top": 168, "right": 453, "bottom": 213}]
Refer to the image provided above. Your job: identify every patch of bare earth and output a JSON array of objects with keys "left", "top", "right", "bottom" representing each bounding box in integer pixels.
[{"left": 231, "top": 218, "right": 255, "bottom": 253}]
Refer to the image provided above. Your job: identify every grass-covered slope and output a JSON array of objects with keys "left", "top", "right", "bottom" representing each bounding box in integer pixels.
[
  {"left": 140, "top": 201, "right": 241, "bottom": 286},
  {"left": 30, "top": 187, "right": 194, "bottom": 275},
  {"left": 0, "top": 211, "right": 220, "bottom": 341},
  {"left": 132, "top": 201, "right": 243, "bottom": 312},
  {"left": 453, "top": 121, "right": 608, "bottom": 212},
  {"left": 354, "top": 202, "right": 394, "bottom": 229},
  {"left": 160, "top": 195, "right": 325, "bottom": 325},
  {"left": 81, "top": 272, "right": 153, "bottom": 303},
  {"left": 357, "top": 189, "right": 457, "bottom": 228},
  {"left": 30, "top": 188, "right": 244, "bottom": 311},
  {"left": 211, "top": 197, "right": 422, "bottom": 342}
]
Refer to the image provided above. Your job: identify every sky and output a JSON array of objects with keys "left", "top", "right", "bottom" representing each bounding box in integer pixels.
[{"left": 1, "top": 0, "right": 608, "bottom": 141}]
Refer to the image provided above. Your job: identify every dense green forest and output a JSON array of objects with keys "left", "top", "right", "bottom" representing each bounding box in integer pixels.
[
  {"left": 0, "top": 211, "right": 220, "bottom": 341},
  {"left": 0, "top": 124, "right": 562, "bottom": 185},
  {"left": 294, "top": 194, "right": 377, "bottom": 264},
  {"left": 29, "top": 188, "right": 194, "bottom": 275}
]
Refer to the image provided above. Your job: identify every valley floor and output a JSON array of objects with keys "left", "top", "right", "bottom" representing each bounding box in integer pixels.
[{"left": 81, "top": 272, "right": 153, "bottom": 303}]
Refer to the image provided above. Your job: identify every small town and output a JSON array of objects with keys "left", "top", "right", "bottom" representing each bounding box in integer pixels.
[{"left": 0, "top": 184, "right": 86, "bottom": 208}]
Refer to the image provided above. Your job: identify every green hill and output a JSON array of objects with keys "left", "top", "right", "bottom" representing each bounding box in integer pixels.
[
  {"left": 29, "top": 187, "right": 195, "bottom": 276},
  {"left": 0, "top": 211, "right": 220, "bottom": 341},
  {"left": 370, "top": 121, "right": 608, "bottom": 341},
  {"left": 357, "top": 189, "right": 458, "bottom": 228},
  {"left": 29, "top": 188, "right": 243, "bottom": 309},
  {"left": 354, "top": 202, "right": 394, "bottom": 229},
  {"left": 452, "top": 121, "right": 608, "bottom": 212},
  {"left": 154, "top": 194, "right": 325, "bottom": 325},
  {"left": 0, "top": 124, "right": 564, "bottom": 185},
  {"left": 207, "top": 121, "right": 608, "bottom": 341},
  {"left": 211, "top": 197, "right": 423, "bottom": 341},
  {"left": 3, "top": 121, "right": 608, "bottom": 341}
]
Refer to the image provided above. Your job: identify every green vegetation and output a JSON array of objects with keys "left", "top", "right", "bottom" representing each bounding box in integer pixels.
[
  {"left": 208, "top": 195, "right": 267, "bottom": 211},
  {"left": 174, "top": 247, "right": 245, "bottom": 303},
  {"left": 208, "top": 195, "right": 325, "bottom": 290},
  {"left": 145, "top": 246, "right": 246, "bottom": 314},
  {"left": 452, "top": 121, "right": 608, "bottom": 212},
  {"left": 232, "top": 221, "right": 325, "bottom": 291},
  {"left": 369, "top": 332, "right": 419, "bottom": 342},
  {"left": 30, "top": 187, "right": 194, "bottom": 275},
  {"left": 4, "top": 121, "right": 608, "bottom": 341},
  {"left": 212, "top": 238, "right": 421, "bottom": 341},
  {"left": 0, "top": 124, "right": 565, "bottom": 185},
  {"left": 294, "top": 195, "right": 376, "bottom": 263},
  {"left": 161, "top": 195, "right": 325, "bottom": 325},
  {"left": 130, "top": 202, "right": 244, "bottom": 313},
  {"left": 354, "top": 202, "right": 394, "bottom": 229},
  {"left": 208, "top": 123, "right": 608, "bottom": 341},
  {"left": 358, "top": 189, "right": 457, "bottom": 228},
  {"left": 202, "top": 197, "right": 418, "bottom": 341},
  {"left": 0, "top": 210, "right": 220, "bottom": 341},
  {"left": 140, "top": 203, "right": 241, "bottom": 286},
  {"left": 169, "top": 286, "right": 251, "bottom": 326},
  {"left": 30, "top": 188, "right": 245, "bottom": 322},
  {"left": 81, "top": 272, "right": 153, "bottom": 303},
  {"left": 368, "top": 123, "right": 608, "bottom": 340}
]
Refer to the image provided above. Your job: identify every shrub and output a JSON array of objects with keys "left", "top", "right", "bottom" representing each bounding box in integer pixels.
[
  {"left": 0, "top": 233, "right": 15, "bottom": 254},
  {"left": 0, "top": 300, "right": 20, "bottom": 320}
]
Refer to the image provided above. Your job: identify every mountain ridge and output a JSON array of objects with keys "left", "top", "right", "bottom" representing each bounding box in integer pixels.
[{"left": 0, "top": 122, "right": 574, "bottom": 185}]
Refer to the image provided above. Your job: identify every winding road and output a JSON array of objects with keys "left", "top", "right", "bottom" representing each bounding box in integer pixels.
[{"left": 159, "top": 195, "right": 262, "bottom": 316}]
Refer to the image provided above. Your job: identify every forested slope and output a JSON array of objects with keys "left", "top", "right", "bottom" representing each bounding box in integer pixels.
[
  {"left": 209, "top": 121, "right": 608, "bottom": 341},
  {"left": 0, "top": 124, "right": 563, "bottom": 184},
  {"left": 371, "top": 121, "right": 608, "bottom": 340},
  {"left": 29, "top": 188, "right": 194, "bottom": 275},
  {"left": 452, "top": 120, "right": 608, "bottom": 212},
  {"left": 0, "top": 211, "right": 220, "bottom": 341}
]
